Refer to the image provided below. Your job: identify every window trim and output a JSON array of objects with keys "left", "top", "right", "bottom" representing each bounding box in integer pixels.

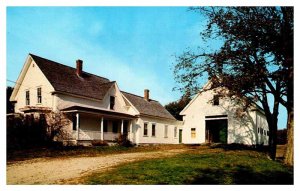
[
  {"left": 174, "top": 126, "right": 177, "bottom": 138},
  {"left": 213, "top": 95, "right": 220, "bottom": 106},
  {"left": 191, "top": 128, "right": 196, "bottom": 139},
  {"left": 110, "top": 96, "right": 115, "bottom": 110},
  {"left": 25, "top": 90, "right": 30, "bottom": 105},
  {"left": 164, "top": 125, "right": 168, "bottom": 138},
  {"left": 143, "top": 122, "right": 148, "bottom": 137},
  {"left": 37, "top": 87, "right": 42, "bottom": 104},
  {"left": 151, "top": 123, "right": 156, "bottom": 137}
]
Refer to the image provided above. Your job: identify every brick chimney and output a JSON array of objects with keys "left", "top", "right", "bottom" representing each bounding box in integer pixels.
[
  {"left": 144, "top": 89, "right": 149, "bottom": 101},
  {"left": 76, "top": 59, "right": 83, "bottom": 77}
]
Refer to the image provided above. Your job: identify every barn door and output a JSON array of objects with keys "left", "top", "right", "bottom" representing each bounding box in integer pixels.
[{"left": 205, "top": 119, "right": 228, "bottom": 144}]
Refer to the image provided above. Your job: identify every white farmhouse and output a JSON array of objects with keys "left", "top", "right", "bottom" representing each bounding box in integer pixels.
[
  {"left": 10, "top": 54, "right": 179, "bottom": 145},
  {"left": 179, "top": 83, "right": 269, "bottom": 146},
  {"left": 10, "top": 54, "right": 269, "bottom": 147}
]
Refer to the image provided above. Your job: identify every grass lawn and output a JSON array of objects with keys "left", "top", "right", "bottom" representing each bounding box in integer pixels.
[{"left": 84, "top": 148, "right": 293, "bottom": 185}]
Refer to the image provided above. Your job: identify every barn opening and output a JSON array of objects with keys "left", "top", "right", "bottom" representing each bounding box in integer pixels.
[{"left": 205, "top": 115, "right": 228, "bottom": 144}]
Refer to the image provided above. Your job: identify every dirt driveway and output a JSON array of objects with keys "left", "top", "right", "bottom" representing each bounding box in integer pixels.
[{"left": 7, "top": 148, "right": 187, "bottom": 185}]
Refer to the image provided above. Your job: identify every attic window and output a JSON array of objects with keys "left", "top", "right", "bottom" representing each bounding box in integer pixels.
[
  {"left": 213, "top": 95, "right": 220, "bottom": 105},
  {"left": 110, "top": 96, "right": 115, "bottom": 110}
]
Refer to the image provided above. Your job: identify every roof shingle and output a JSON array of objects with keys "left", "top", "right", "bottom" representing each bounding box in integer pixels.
[
  {"left": 30, "top": 54, "right": 113, "bottom": 100},
  {"left": 30, "top": 54, "right": 175, "bottom": 120},
  {"left": 122, "top": 91, "right": 176, "bottom": 120}
]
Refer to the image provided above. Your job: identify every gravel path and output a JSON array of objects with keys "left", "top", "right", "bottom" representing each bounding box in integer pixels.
[{"left": 7, "top": 149, "right": 187, "bottom": 185}]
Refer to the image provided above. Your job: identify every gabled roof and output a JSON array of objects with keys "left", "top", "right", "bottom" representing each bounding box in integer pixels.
[
  {"left": 26, "top": 54, "right": 175, "bottom": 120},
  {"left": 61, "top": 105, "right": 137, "bottom": 119},
  {"left": 180, "top": 80, "right": 266, "bottom": 116},
  {"left": 122, "top": 91, "right": 176, "bottom": 120},
  {"left": 30, "top": 54, "right": 114, "bottom": 100}
]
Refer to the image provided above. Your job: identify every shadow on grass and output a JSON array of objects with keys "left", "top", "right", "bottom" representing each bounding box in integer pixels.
[
  {"left": 186, "top": 165, "right": 293, "bottom": 185},
  {"left": 208, "top": 143, "right": 268, "bottom": 152}
]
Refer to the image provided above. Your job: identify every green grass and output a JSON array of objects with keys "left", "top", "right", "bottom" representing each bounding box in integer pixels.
[{"left": 84, "top": 150, "right": 293, "bottom": 185}]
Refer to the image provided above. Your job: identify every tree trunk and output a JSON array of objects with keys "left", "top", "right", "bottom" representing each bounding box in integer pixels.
[
  {"left": 265, "top": 92, "right": 279, "bottom": 161},
  {"left": 268, "top": 120, "right": 278, "bottom": 160},
  {"left": 284, "top": 63, "right": 293, "bottom": 166},
  {"left": 284, "top": 108, "right": 294, "bottom": 166}
]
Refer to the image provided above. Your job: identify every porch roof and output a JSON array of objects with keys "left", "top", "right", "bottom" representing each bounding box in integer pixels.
[
  {"left": 19, "top": 106, "right": 52, "bottom": 113},
  {"left": 61, "top": 105, "right": 137, "bottom": 119}
]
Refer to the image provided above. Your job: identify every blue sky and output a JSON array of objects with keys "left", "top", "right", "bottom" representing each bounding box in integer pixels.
[{"left": 6, "top": 6, "right": 287, "bottom": 129}]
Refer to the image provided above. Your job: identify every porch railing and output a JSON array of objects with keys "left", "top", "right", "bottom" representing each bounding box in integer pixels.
[
  {"left": 78, "top": 130, "right": 121, "bottom": 141},
  {"left": 103, "top": 132, "right": 119, "bottom": 141},
  {"left": 79, "top": 129, "right": 101, "bottom": 140}
]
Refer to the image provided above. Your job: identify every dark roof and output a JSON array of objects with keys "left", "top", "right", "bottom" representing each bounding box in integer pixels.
[
  {"left": 122, "top": 91, "right": 176, "bottom": 120},
  {"left": 61, "top": 106, "right": 137, "bottom": 119},
  {"left": 30, "top": 54, "right": 175, "bottom": 120},
  {"left": 30, "top": 54, "right": 113, "bottom": 100}
]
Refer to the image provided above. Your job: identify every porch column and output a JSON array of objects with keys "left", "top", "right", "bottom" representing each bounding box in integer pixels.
[
  {"left": 129, "top": 120, "right": 133, "bottom": 141},
  {"left": 76, "top": 113, "right": 80, "bottom": 140},
  {"left": 100, "top": 117, "right": 104, "bottom": 140},
  {"left": 121, "top": 119, "right": 124, "bottom": 135}
]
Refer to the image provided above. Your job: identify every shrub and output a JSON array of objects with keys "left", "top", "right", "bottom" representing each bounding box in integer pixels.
[
  {"left": 116, "top": 134, "right": 134, "bottom": 147},
  {"left": 91, "top": 140, "right": 109, "bottom": 146}
]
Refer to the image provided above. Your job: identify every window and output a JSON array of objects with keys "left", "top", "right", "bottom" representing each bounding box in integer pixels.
[
  {"left": 174, "top": 127, "right": 177, "bottom": 138},
  {"left": 213, "top": 95, "right": 220, "bottom": 105},
  {"left": 191, "top": 128, "right": 196, "bottom": 138},
  {"left": 164, "top": 125, "right": 168, "bottom": 138},
  {"left": 110, "top": 96, "right": 115, "bottom": 110},
  {"left": 72, "top": 115, "right": 77, "bottom": 131},
  {"left": 144, "top": 123, "right": 148, "bottom": 136},
  {"left": 257, "top": 127, "right": 260, "bottom": 134},
  {"left": 26, "top": 90, "right": 30, "bottom": 105},
  {"left": 37, "top": 87, "right": 42, "bottom": 104},
  {"left": 152, "top": 124, "right": 156, "bottom": 137},
  {"left": 260, "top": 128, "right": 263, "bottom": 135},
  {"left": 112, "top": 121, "right": 118, "bottom": 133}
]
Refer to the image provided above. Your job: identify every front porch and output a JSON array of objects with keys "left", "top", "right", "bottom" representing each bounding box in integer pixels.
[
  {"left": 77, "top": 118, "right": 131, "bottom": 142},
  {"left": 62, "top": 106, "right": 136, "bottom": 144}
]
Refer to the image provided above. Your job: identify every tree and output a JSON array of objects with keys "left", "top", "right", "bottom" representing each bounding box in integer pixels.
[
  {"left": 6, "top": 86, "right": 14, "bottom": 113},
  {"left": 45, "top": 111, "right": 72, "bottom": 142},
  {"left": 165, "top": 92, "right": 191, "bottom": 120},
  {"left": 277, "top": 129, "right": 287, "bottom": 145},
  {"left": 173, "top": 7, "right": 293, "bottom": 165}
]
